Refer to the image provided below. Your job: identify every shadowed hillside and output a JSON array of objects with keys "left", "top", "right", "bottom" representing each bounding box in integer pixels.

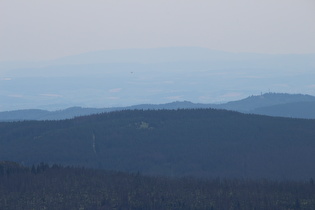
[{"left": 0, "top": 109, "right": 315, "bottom": 180}]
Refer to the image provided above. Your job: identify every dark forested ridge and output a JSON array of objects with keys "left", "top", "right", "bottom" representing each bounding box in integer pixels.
[
  {"left": 1, "top": 161, "right": 315, "bottom": 210},
  {"left": 1, "top": 109, "right": 315, "bottom": 180}
]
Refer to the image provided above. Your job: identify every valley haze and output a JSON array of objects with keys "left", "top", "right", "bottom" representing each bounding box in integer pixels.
[{"left": 1, "top": 47, "right": 314, "bottom": 111}]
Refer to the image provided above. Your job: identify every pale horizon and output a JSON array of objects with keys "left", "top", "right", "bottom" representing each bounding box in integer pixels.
[{"left": 1, "top": 0, "right": 315, "bottom": 62}]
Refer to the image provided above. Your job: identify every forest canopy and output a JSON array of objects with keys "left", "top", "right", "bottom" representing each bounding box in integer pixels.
[{"left": 0, "top": 109, "right": 315, "bottom": 179}]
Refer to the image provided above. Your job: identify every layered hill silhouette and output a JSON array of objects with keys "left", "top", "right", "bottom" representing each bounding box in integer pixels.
[
  {"left": 1, "top": 108, "right": 315, "bottom": 180},
  {"left": 1, "top": 93, "right": 314, "bottom": 121}
]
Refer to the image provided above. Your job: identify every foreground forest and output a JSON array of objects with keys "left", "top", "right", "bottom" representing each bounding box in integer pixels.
[
  {"left": 1, "top": 161, "right": 315, "bottom": 210},
  {"left": 1, "top": 109, "right": 315, "bottom": 179}
]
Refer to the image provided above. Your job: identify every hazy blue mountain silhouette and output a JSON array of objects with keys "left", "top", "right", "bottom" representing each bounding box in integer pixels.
[
  {"left": 251, "top": 101, "right": 315, "bottom": 119},
  {"left": 0, "top": 93, "right": 314, "bottom": 121},
  {"left": 214, "top": 93, "right": 315, "bottom": 112}
]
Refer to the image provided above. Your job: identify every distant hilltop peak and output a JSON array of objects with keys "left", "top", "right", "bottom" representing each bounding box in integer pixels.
[
  {"left": 212, "top": 92, "right": 315, "bottom": 113},
  {"left": 246, "top": 92, "right": 315, "bottom": 102}
]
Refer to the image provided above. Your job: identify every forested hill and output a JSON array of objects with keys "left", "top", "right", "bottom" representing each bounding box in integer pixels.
[{"left": 1, "top": 108, "right": 315, "bottom": 180}]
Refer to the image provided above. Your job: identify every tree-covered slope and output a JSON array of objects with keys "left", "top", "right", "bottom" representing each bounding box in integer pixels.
[
  {"left": 1, "top": 162, "right": 315, "bottom": 210},
  {"left": 0, "top": 109, "right": 315, "bottom": 180}
]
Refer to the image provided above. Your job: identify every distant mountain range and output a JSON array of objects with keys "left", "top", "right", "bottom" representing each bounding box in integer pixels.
[{"left": 0, "top": 92, "right": 314, "bottom": 121}]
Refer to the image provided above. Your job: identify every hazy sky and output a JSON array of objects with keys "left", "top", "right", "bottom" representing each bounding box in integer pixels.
[{"left": 1, "top": 0, "right": 315, "bottom": 62}]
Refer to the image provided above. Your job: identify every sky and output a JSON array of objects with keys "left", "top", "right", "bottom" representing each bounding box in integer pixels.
[
  {"left": 1, "top": 0, "right": 315, "bottom": 62},
  {"left": 0, "top": 0, "right": 315, "bottom": 111}
]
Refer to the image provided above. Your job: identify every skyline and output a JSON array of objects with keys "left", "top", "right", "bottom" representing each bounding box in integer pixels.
[
  {"left": 1, "top": 0, "right": 315, "bottom": 62},
  {"left": 0, "top": 1, "right": 314, "bottom": 111}
]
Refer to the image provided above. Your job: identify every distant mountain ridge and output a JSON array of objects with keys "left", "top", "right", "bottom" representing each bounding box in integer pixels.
[
  {"left": 213, "top": 92, "right": 315, "bottom": 112},
  {"left": 252, "top": 101, "right": 315, "bottom": 119},
  {"left": 1, "top": 93, "right": 314, "bottom": 121}
]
